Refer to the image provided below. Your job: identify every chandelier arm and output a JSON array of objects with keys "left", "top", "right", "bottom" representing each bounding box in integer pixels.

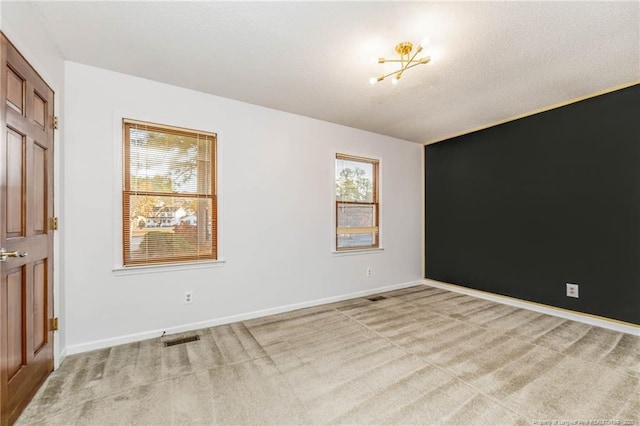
[
  {"left": 402, "top": 58, "right": 431, "bottom": 72},
  {"left": 377, "top": 58, "right": 432, "bottom": 81},
  {"left": 405, "top": 47, "right": 424, "bottom": 68},
  {"left": 378, "top": 68, "right": 406, "bottom": 81},
  {"left": 397, "top": 53, "right": 415, "bottom": 78}
]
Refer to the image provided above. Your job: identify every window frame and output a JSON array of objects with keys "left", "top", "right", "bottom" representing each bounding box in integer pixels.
[
  {"left": 122, "top": 118, "right": 217, "bottom": 266},
  {"left": 335, "top": 153, "right": 380, "bottom": 251}
]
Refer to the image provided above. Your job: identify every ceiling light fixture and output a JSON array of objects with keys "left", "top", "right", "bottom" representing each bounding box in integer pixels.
[{"left": 370, "top": 41, "right": 431, "bottom": 84}]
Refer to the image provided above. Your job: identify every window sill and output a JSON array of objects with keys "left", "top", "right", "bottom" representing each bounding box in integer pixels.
[
  {"left": 331, "top": 247, "right": 384, "bottom": 256},
  {"left": 113, "top": 259, "right": 226, "bottom": 276}
]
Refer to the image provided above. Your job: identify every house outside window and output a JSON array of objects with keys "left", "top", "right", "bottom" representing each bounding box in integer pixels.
[
  {"left": 335, "top": 153, "right": 379, "bottom": 250},
  {"left": 123, "top": 119, "right": 217, "bottom": 266}
]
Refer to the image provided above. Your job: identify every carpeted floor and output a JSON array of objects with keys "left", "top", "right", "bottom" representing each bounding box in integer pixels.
[{"left": 17, "top": 285, "right": 640, "bottom": 425}]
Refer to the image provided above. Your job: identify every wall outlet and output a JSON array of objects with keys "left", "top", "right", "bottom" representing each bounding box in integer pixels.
[
  {"left": 566, "top": 283, "right": 579, "bottom": 298},
  {"left": 366, "top": 267, "right": 372, "bottom": 277},
  {"left": 184, "top": 291, "right": 193, "bottom": 304}
]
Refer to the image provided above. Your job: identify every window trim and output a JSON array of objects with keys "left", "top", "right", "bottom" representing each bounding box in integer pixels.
[
  {"left": 112, "top": 259, "right": 226, "bottom": 276},
  {"left": 335, "top": 153, "right": 380, "bottom": 252},
  {"left": 122, "top": 118, "right": 218, "bottom": 266}
]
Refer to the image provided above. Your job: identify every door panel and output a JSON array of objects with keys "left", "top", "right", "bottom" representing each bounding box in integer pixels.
[
  {"left": 5, "top": 69, "right": 22, "bottom": 114},
  {"left": 6, "top": 269, "right": 23, "bottom": 380},
  {"left": 32, "top": 261, "right": 47, "bottom": 354},
  {"left": 32, "top": 94, "right": 45, "bottom": 129},
  {"left": 0, "top": 34, "right": 55, "bottom": 426},
  {"left": 5, "top": 129, "right": 23, "bottom": 237},
  {"left": 32, "top": 144, "right": 46, "bottom": 234}
]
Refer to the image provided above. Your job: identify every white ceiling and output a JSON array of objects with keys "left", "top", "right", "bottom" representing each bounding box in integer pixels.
[{"left": 28, "top": 1, "right": 640, "bottom": 144}]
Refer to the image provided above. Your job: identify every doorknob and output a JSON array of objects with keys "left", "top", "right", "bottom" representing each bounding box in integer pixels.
[{"left": 0, "top": 248, "right": 28, "bottom": 262}]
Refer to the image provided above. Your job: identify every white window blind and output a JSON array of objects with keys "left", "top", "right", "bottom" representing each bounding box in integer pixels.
[{"left": 123, "top": 119, "right": 217, "bottom": 265}]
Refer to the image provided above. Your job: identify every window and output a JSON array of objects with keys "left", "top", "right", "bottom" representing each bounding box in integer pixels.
[
  {"left": 335, "top": 154, "right": 379, "bottom": 250},
  {"left": 123, "top": 119, "right": 216, "bottom": 266}
]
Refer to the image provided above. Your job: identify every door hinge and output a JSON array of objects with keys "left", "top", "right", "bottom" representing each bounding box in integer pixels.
[
  {"left": 52, "top": 116, "right": 59, "bottom": 130},
  {"left": 49, "top": 217, "right": 58, "bottom": 231},
  {"left": 50, "top": 317, "right": 59, "bottom": 331}
]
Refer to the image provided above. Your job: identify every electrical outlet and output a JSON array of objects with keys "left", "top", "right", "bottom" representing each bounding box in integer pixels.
[
  {"left": 366, "top": 267, "right": 372, "bottom": 277},
  {"left": 184, "top": 291, "right": 193, "bottom": 304},
  {"left": 566, "top": 283, "right": 579, "bottom": 298}
]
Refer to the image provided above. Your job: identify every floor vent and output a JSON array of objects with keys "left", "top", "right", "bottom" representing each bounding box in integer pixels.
[
  {"left": 367, "top": 295, "right": 387, "bottom": 302},
  {"left": 164, "top": 335, "right": 200, "bottom": 347}
]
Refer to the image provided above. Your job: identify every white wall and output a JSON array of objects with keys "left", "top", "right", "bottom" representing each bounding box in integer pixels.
[
  {"left": 64, "top": 62, "right": 423, "bottom": 353},
  {"left": 1, "top": 2, "right": 67, "bottom": 366}
]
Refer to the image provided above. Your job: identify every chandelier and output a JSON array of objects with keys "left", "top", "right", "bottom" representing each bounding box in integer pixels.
[{"left": 370, "top": 41, "right": 431, "bottom": 84}]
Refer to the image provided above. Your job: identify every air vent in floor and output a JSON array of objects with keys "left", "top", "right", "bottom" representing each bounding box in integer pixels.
[
  {"left": 367, "top": 295, "right": 387, "bottom": 302},
  {"left": 163, "top": 334, "right": 200, "bottom": 347}
]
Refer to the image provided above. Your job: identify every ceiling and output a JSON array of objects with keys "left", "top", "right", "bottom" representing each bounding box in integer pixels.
[{"left": 28, "top": 1, "right": 639, "bottom": 144}]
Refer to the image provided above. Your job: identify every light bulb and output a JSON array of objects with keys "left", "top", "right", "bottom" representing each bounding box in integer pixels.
[
  {"left": 369, "top": 77, "right": 377, "bottom": 85},
  {"left": 391, "top": 76, "right": 399, "bottom": 84}
]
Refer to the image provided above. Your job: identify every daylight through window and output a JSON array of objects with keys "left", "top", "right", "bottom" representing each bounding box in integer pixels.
[
  {"left": 123, "top": 120, "right": 217, "bottom": 265},
  {"left": 335, "top": 154, "right": 379, "bottom": 250}
]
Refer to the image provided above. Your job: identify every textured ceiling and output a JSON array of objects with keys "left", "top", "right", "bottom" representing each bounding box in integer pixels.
[{"left": 28, "top": 1, "right": 640, "bottom": 144}]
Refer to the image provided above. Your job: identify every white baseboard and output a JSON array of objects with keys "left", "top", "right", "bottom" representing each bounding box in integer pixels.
[
  {"left": 423, "top": 279, "right": 640, "bottom": 336},
  {"left": 64, "top": 280, "right": 423, "bottom": 356}
]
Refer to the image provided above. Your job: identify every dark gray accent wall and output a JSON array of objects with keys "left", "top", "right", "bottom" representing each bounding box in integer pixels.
[{"left": 425, "top": 84, "right": 640, "bottom": 325}]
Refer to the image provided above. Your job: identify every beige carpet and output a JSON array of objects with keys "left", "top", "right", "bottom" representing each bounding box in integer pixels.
[{"left": 17, "top": 285, "right": 640, "bottom": 425}]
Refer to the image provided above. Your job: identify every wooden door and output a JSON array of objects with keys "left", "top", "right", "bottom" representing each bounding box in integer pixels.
[{"left": 0, "top": 34, "right": 55, "bottom": 426}]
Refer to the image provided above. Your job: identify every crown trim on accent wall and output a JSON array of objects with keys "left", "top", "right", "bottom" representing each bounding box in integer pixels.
[{"left": 423, "top": 80, "right": 640, "bottom": 145}]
